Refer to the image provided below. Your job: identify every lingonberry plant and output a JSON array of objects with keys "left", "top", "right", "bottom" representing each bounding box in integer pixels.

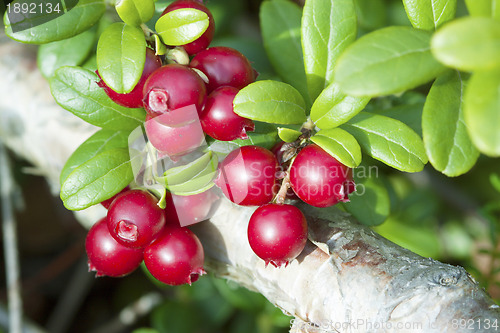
[{"left": 6, "top": 0, "right": 500, "bottom": 325}]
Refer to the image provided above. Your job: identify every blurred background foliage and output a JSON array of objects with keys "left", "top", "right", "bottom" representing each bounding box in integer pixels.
[{"left": 1, "top": 0, "right": 499, "bottom": 332}]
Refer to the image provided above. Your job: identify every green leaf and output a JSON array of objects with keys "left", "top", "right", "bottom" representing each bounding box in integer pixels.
[
  {"left": 260, "top": 0, "right": 311, "bottom": 106},
  {"left": 343, "top": 174, "right": 390, "bottom": 226},
  {"left": 311, "top": 128, "right": 362, "bottom": 168},
  {"left": 431, "top": 17, "right": 500, "bottom": 71},
  {"left": 161, "top": 152, "right": 215, "bottom": 185},
  {"left": 4, "top": 0, "right": 105, "bottom": 44},
  {"left": 277, "top": 127, "right": 302, "bottom": 143},
  {"left": 60, "top": 129, "right": 130, "bottom": 184},
  {"left": 233, "top": 80, "right": 306, "bottom": 125},
  {"left": 342, "top": 112, "right": 428, "bottom": 172},
  {"left": 335, "top": 26, "right": 446, "bottom": 97},
  {"left": 50, "top": 66, "right": 145, "bottom": 130},
  {"left": 301, "top": 0, "right": 357, "bottom": 101},
  {"left": 465, "top": 0, "right": 500, "bottom": 19},
  {"left": 60, "top": 148, "right": 134, "bottom": 210},
  {"left": 154, "top": 152, "right": 218, "bottom": 196},
  {"left": 155, "top": 8, "right": 209, "bottom": 46},
  {"left": 116, "top": 0, "right": 155, "bottom": 26},
  {"left": 464, "top": 70, "right": 500, "bottom": 157},
  {"left": 96, "top": 23, "right": 146, "bottom": 93},
  {"left": 490, "top": 173, "right": 500, "bottom": 194},
  {"left": 311, "top": 82, "right": 370, "bottom": 129},
  {"left": 402, "top": 0, "right": 457, "bottom": 30},
  {"left": 167, "top": 164, "right": 218, "bottom": 196},
  {"left": 423, "top": 71, "right": 479, "bottom": 176},
  {"left": 37, "top": 29, "right": 96, "bottom": 79}
]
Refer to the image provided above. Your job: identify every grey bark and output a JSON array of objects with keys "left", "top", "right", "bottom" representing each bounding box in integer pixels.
[{"left": 1, "top": 34, "right": 499, "bottom": 333}]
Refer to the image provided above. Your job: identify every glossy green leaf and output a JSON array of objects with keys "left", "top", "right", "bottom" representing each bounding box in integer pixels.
[
  {"left": 60, "top": 148, "right": 134, "bottom": 210},
  {"left": 311, "top": 128, "right": 362, "bottom": 168},
  {"left": 278, "top": 127, "right": 302, "bottom": 143},
  {"left": 423, "top": 71, "right": 479, "bottom": 176},
  {"left": 154, "top": 34, "right": 168, "bottom": 55},
  {"left": 311, "top": 82, "right": 370, "bottom": 129},
  {"left": 343, "top": 174, "right": 390, "bottom": 226},
  {"left": 50, "top": 66, "right": 145, "bottom": 130},
  {"left": 402, "top": 0, "right": 457, "bottom": 30},
  {"left": 302, "top": 0, "right": 357, "bottom": 101},
  {"left": 60, "top": 129, "right": 130, "bottom": 184},
  {"left": 233, "top": 80, "right": 306, "bottom": 125},
  {"left": 4, "top": 0, "right": 105, "bottom": 44},
  {"left": 166, "top": 159, "right": 218, "bottom": 196},
  {"left": 260, "top": 0, "right": 311, "bottom": 106},
  {"left": 155, "top": 8, "right": 209, "bottom": 46},
  {"left": 37, "top": 29, "right": 96, "bottom": 79},
  {"left": 335, "top": 26, "right": 445, "bottom": 97},
  {"left": 96, "top": 23, "right": 146, "bottom": 93},
  {"left": 160, "top": 152, "right": 217, "bottom": 186},
  {"left": 464, "top": 70, "right": 500, "bottom": 157},
  {"left": 431, "top": 17, "right": 500, "bottom": 71},
  {"left": 342, "top": 112, "right": 428, "bottom": 172},
  {"left": 465, "top": 0, "right": 500, "bottom": 19},
  {"left": 116, "top": 0, "right": 155, "bottom": 26}
]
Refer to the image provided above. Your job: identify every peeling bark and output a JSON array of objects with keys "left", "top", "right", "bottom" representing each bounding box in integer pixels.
[{"left": 1, "top": 34, "right": 499, "bottom": 333}]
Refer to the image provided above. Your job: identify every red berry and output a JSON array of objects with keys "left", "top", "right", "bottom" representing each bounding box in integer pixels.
[
  {"left": 164, "top": 189, "right": 220, "bottom": 227},
  {"left": 144, "top": 111, "right": 205, "bottom": 157},
  {"left": 190, "top": 46, "right": 257, "bottom": 92},
  {"left": 86, "top": 218, "right": 144, "bottom": 277},
  {"left": 215, "top": 145, "right": 278, "bottom": 206},
  {"left": 100, "top": 186, "right": 130, "bottom": 209},
  {"left": 200, "top": 86, "right": 255, "bottom": 141},
  {"left": 247, "top": 203, "right": 307, "bottom": 268},
  {"left": 161, "top": 0, "right": 215, "bottom": 55},
  {"left": 97, "top": 48, "right": 161, "bottom": 108},
  {"left": 143, "top": 64, "right": 207, "bottom": 118},
  {"left": 289, "top": 144, "right": 355, "bottom": 208},
  {"left": 144, "top": 227, "right": 206, "bottom": 285},
  {"left": 107, "top": 190, "right": 166, "bottom": 248}
]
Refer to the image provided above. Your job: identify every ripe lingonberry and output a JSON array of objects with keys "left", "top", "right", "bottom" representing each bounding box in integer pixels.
[
  {"left": 247, "top": 203, "right": 307, "bottom": 268},
  {"left": 97, "top": 48, "right": 161, "bottom": 108},
  {"left": 144, "top": 111, "right": 205, "bottom": 157},
  {"left": 289, "top": 144, "right": 355, "bottom": 208},
  {"left": 161, "top": 0, "right": 215, "bottom": 56},
  {"left": 215, "top": 145, "right": 278, "bottom": 206},
  {"left": 200, "top": 86, "right": 255, "bottom": 141},
  {"left": 190, "top": 46, "right": 257, "bottom": 92},
  {"left": 107, "top": 189, "right": 166, "bottom": 248},
  {"left": 143, "top": 64, "right": 206, "bottom": 119},
  {"left": 164, "top": 188, "right": 220, "bottom": 227},
  {"left": 86, "top": 217, "right": 144, "bottom": 277},
  {"left": 144, "top": 227, "right": 206, "bottom": 285}
]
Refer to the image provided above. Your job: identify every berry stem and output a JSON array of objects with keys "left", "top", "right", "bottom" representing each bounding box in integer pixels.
[{"left": 274, "top": 171, "right": 291, "bottom": 205}]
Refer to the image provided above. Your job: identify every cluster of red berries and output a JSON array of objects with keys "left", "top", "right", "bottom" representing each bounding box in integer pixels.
[
  {"left": 86, "top": 188, "right": 210, "bottom": 285},
  {"left": 88, "top": 0, "right": 356, "bottom": 282}
]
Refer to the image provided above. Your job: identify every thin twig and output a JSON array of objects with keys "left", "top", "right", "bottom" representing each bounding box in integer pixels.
[{"left": 0, "top": 142, "right": 23, "bottom": 333}]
